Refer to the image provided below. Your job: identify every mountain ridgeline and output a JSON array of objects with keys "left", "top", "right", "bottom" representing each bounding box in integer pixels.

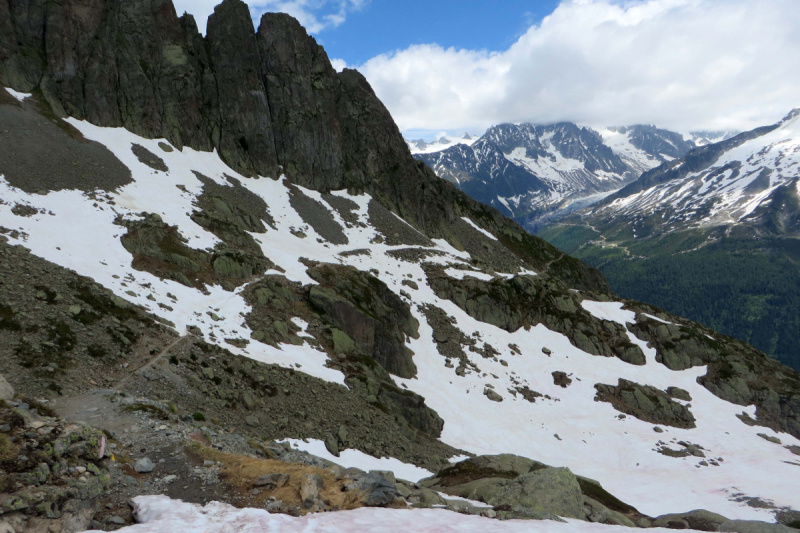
[
  {"left": 415, "top": 122, "right": 697, "bottom": 232},
  {"left": 0, "top": 0, "right": 605, "bottom": 291}
]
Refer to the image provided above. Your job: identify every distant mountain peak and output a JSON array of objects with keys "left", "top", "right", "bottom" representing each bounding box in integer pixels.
[{"left": 418, "top": 121, "right": 696, "bottom": 231}]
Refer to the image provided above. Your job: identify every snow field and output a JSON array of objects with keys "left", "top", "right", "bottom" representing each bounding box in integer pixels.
[
  {"left": 85, "top": 495, "right": 717, "bottom": 533},
  {"left": 0, "top": 119, "right": 797, "bottom": 522}
]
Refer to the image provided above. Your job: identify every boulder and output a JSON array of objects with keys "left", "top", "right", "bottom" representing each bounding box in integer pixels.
[
  {"left": 134, "top": 458, "right": 155, "bottom": 473},
  {"left": 345, "top": 472, "right": 397, "bottom": 507},
  {"left": 0, "top": 375, "right": 14, "bottom": 401},
  {"left": 717, "top": 520, "right": 797, "bottom": 533},
  {"left": 483, "top": 467, "right": 584, "bottom": 519},
  {"left": 484, "top": 388, "right": 503, "bottom": 402},
  {"left": 300, "top": 474, "right": 324, "bottom": 507},
  {"left": 653, "top": 510, "right": 730, "bottom": 531},
  {"left": 253, "top": 473, "right": 290, "bottom": 489}
]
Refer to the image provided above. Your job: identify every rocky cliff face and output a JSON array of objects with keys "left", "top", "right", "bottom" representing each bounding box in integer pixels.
[{"left": 0, "top": 0, "right": 604, "bottom": 293}]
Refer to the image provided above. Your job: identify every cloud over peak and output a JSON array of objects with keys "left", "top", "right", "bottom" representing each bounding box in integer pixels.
[{"left": 358, "top": 0, "right": 800, "bottom": 134}]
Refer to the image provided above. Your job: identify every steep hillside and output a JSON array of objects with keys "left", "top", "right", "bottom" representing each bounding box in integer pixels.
[
  {"left": 541, "top": 110, "right": 800, "bottom": 371},
  {"left": 417, "top": 123, "right": 695, "bottom": 232},
  {"left": 0, "top": 1, "right": 799, "bottom": 531}
]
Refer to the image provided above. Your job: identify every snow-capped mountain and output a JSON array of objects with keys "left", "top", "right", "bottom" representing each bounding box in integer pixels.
[
  {"left": 407, "top": 133, "right": 478, "bottom": 154},
  {"left": 0, "top": 1, "right": 799, "bottom": 532},
  {"left": 417, "top": 123, "right": 696, "bottom": 231},
  {"left": 588, "top": 109, "right": 800, "bottom": 235},
  {"left": 540, "top": 108, "right": 800, "bottom": 374}
]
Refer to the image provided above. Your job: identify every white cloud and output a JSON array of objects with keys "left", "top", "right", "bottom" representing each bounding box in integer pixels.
[
  {"left": 357, "top": 0, "right": 800, "bottom": 133},
  {"left": 330, "top": 58, "right": 347, "bottom": 72},
  {"left": 173, "top": 0, "right": 367, "bottom": 35}
]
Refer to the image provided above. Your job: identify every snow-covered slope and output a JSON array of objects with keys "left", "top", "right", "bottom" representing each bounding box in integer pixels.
[
  {"left": 417, "top": 123, "right": 695, "bottom": 231},
  {"left": 587, "top": 109, "right": 800, "bottom": 235},
  {"left": 1, "top": 100, "right": 798, "bottom": 528}
]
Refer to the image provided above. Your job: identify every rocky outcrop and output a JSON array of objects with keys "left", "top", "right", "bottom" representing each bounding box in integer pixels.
[
  {"left": 594, "top": 379, "right": 697, "bottom": 429},
  {"left": 424, "top": 455, "right": 649, "bottom": 525},
  {"left": 629, "top": 310, "right": 800, "bottom": 440},
  {"left": 119, "top": 212, "right": 275, "bottom": 291},
  {"left": 306, "top": 263, "right": 419, "bottom": 379},
  {"left": 238, "top": 266, "right": 443, "bottom": 438},
  {"left": 427, "top": 269, "right": 644, "bottom": 365},
  {"left": 0, "top": 400, "right": 110, "bottom": 532},
  {"left": 652, "top": 510, "right": 729, "bottom": 531}
]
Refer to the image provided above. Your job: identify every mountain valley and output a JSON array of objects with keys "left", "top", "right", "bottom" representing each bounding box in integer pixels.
[{"left": 541, "top": 110, "right": 800, "bottom": 372}]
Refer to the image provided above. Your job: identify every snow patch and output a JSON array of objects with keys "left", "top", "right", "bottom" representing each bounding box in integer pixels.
[
  {"left": 4, "top": 87, "right": 31, "bottom": 102},
  {"left": 282, "top": 439, "right": 432, "bottom": 482}
]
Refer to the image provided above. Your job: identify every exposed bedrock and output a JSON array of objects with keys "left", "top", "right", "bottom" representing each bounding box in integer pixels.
[
  {"left": 426, "top": 269, "right": 645, "bottom": 366},
  {"left": 424, "top": 454, "right": 650, "bottom": 525},
  {"left": 594, "top": 379, "right": 697, "bottom": 429},
  {"left": 629, "top": 309, "right": 800, "bottom": 440}
]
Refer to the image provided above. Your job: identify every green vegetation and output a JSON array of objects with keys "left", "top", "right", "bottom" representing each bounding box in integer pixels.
[{"left": 541, "top": 226, "right": 800, "bottom": 372}]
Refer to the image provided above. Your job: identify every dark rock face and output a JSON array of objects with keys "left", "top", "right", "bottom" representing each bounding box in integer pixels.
[
  {"left": 257, "top": 13, "right": 343, "bottom": 189},
  {"left": 0, "top": 0, "right": 606, "bottom": 292},
  {"left": 306, "top": 263, "right": 419, "bottom": 379},
  {"left": 208, "top": 0, "right": 278, "bottom": 177},
  {"left": 594, "top": 379, "right": 697, "bottom": 429}
]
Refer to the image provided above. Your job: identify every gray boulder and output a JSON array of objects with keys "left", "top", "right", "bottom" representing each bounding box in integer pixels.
[
  {"left": 653, "top": 509, "right": 729, "bottom": 531},
  {"left": 134, "top": 458, "right": 155, "bottom": 473},
  {"left": 300, "top": 473, "right": 324, "bottom": 507},
  {"left": 717, "top": 520, "right": 797, "bottom": 533},
  {"left": 483, "top": 467, "right": 585, "bottom": 519},
  {"left": 0, "top": 375, "right": 14, "bottom": 401},
  {"left": 253, "top": 473, "right": 290, "bottom": 489},
  {"left": 345, "top": 472, "right": 397, "bottom": 507}
]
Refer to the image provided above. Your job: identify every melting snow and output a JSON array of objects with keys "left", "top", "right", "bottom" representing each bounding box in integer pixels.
[
  {"left": 281, "top": 439, "right": 432, "bottom": 482},
  {"left": 1, "top": 119, "right": 797, "bottom": 521},
  {"left": 86, "top": 495, "right": 720, "bottom": 533},
  {"left": 4, "top": 87, "right": 31, "bottom": 102}
]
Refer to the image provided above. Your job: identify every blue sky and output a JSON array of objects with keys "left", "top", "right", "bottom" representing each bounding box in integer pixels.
[
  {"left": 314, "top": 0, "right": 562, "bottom": 66},
  {"left": 175, "top": 0, "right": 800, "bottom": 137}
]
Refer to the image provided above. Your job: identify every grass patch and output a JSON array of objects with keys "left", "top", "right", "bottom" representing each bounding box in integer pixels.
[
  {"left": 192, "top": 412, "right": 206, "bottom": 421},
  {"left": 186, "top": 443, "right": 363, "bottom": 513},
  {"left": 0, "top": 434, "right": 17, "bottom": 461}
]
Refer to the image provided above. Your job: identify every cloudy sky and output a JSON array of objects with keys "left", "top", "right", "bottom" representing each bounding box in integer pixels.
[{"left": 174, "top": 0, "right": 800, "bottom": 139}]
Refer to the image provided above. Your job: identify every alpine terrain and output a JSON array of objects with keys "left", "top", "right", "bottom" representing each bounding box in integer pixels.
[
  {"left": 541, "top": 109, "right": 800, "bottom": 373},
  {"left": 415, "top": 123, "right": 696, "bottom": 232},
  {"left": 0, "top": 1, "right": 798, "bottom": 532}
]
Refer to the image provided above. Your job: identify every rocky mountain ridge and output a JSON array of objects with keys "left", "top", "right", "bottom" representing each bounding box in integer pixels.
[{"left": 416, "top": 122, "right": 696, "bottom": 232}]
